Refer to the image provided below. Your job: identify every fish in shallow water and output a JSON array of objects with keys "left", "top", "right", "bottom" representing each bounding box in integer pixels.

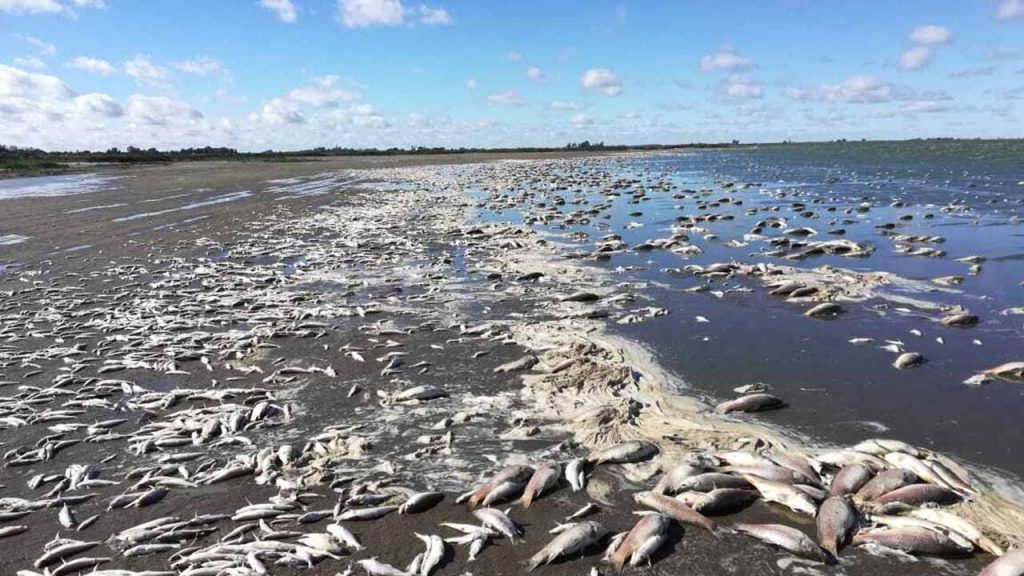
[{"left": 716, "top": 393, "right": 786, "bottom": 414}]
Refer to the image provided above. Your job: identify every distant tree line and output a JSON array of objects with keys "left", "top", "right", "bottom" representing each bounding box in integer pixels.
[{"left": 0, "top": 141, "right": 745, "bottom": 175}]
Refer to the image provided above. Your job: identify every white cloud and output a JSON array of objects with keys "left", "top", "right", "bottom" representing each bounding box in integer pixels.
[
  {"left": 900, "top": 46, "right": 934, "bottom": 71},
  {"left": 720, "top": 74, "right": 762, "bottom": 99},
  {"left": 901, "top": 100, "right": 950, "bottom": 114},
  {"left": 570, "top": 113, "right": 592, "bottom": 128},
  {"left": 260, "top": 0, "right": 297, "bottom": 22},
  {"left": 464, "top": 78, "right": 478, "bottom": 90},
  {"left": 0, "top": 0, "right": 63, "bottom": 13},
  {"left": 700, "top": 47, "right": 753, "bottom": 72},
  {"left": 68, "top": 56, "right": 116, "bottom": 75},
  {"left": 506, "top": 51, "right": 523, "bottom": 61},
  {"left": 0, "top": 0, "right": 104, "bottom": 12},
  {"left": 287, "top": 75, "right": 360, "bottom": 107},
  {"left": 909, "top": 24, "right": 952, "bottom": 45},
  {"left": 550, "top": 100, "right": 579, "bottom": 111},
  {"left": 339, "top": 0, "right": 405, "bottom": 27},
  {"left": 579, "top": 67, "right": 623, "bottom": 96},
  {"left": 486, "top": 90, "right": 525, "bottom": 107},
  {"left": 74, "top": 92, "right": 122, "bottom": 117},
  {"left": 12, "top": 56, "right": 46, "bottom": 70},
  {"left": 252, "top": 97, "right": 305, "bottom": 126},
  {"left": 417, "top": 4, "right": 450, "bottom": 24},
  {"left": 526, "top": 66, "right": 546, "bottom": 82},
  {"left": 123, "top": 55, "right": 169, "bottom": 85},
  {"left": 334, "top": 103, "right": 388, "bottom": 128},
  {"left": 949, "top": 66, "right": 995, "bottom": 78},
  {"left": 126, "top": 94, "right": 202, "bottom": 126},
  {"left": 337, "top": 0, "right": 447, "bottom": 27},
  {"left": 0, "top": 64, "right": 74, "bottom": 99},
  {"left": 173, "top": 57, "right": 223, "bottom": 76},
  {"left": 623, "top": 111, "right": 641, "bottom": 120},
  {"left": 786, "top": 76, "right": 895, "bottom": 104},
  {"left": 997, "top": 0, "right": 1024, "bottom": 20},
  {"left": 19, "top": 35, "right": 56, "bottom": 56}
]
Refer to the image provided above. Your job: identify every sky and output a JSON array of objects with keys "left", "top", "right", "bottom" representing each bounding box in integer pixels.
[{"left": 1, "top": 0, "right": 1024, "bottom": 151}]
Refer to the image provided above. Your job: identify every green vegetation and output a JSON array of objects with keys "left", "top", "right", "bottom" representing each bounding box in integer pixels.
[{"left": 0, "top": 141, "right": 738, "bottom": 178}]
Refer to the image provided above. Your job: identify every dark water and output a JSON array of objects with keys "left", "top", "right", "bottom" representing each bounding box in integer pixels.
[{"left": 477, "top": 140, "right": 1024, "bottom": 480}]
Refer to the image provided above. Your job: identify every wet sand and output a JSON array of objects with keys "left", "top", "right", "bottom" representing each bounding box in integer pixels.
[{"left": 0, "top": 151, "right": 1019, "bottom": 576}]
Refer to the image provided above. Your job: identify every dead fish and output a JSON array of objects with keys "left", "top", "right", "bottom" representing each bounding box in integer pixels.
[
  {"left": 982, "top": 361, "right": 1024, "bottom": 383},
  {"left": 855, "top": 469, "right": 919, "bottom": 501},
  {"left": 892, "top": 352, "right": 924, "bottom": 369},
  {"left": 609, "top": 513, "right": 670, "bottom": 572},
  {"left": 717, "top": 393, "right": 785, "bottom": 414},
  {"left": 633, "top": 492, "right": 715, "bottom": 531},
  {"left": 399, "top": 492, "right": 444, "bottom": 514},
  {"left": 816, "top": 496, "right": 857, "bottom": 557},
  {"left": 565, "top": 458, "right": 587, "bottom": 492},
  {"left": 468, "top": 465, "right": 534, "bottom": 509},
  {"left": 338, "top": 505, "right": 398, "bottom": 521},
  {"left": 873, "top": 484, "right": 961, "bottom": 507},
  {"left": 413, "top": 533, "right": 445, "bottom": 576},
  {"left": 680, "top": 488, "right": 758, "bottom": 515},
  {"left": 852, "top": 527, "right": 971, "bottom": 555},
  {"left": 561, "top": 291, "right": 601, "bottom": 303},
  {"left": 481, "top": 480, "right": 525, "bottom": 508},
  {"left": 907, "top": 508, "right": 1003, "bottom": 556},
  {"left": 805, "top": 302, "right": 842, "bottom": 318},
  {"left": 941, "top": 313, "right": 979, "bottom": 327},
  {"left": 564, "top": 503, "right": 599, "bottom": 522},
  {"left": 979, "top": 548, "right": 1024, "bottom": 576},
  {"left": 589, "top": 441, "right": 658, "bottom": 465},
  {"left": 732, "top": 523, "right": 828, "bottom": 563},
  {"left": 677, "top": 473, "right": 753, "bottom": 492},
  {"left": 0, "top": 525, "right": 28, "bottom": 538},
  {"left": 385, "top": 385, "right": 447, "bottom": 403},
  {"left": 520, "top": 464, "right": 561, "bottom": 508},
  {"left": 493, "top": 356, "right": 538, "bottom": 373},
  {"left": 472, "top": 508, "right": 522, "bottom": 541},
  {"left": 527, "top": 520, "right": 607, "bottom": 572},
  {"left": 829, "top": 464, "right": 875, "bottom": 497},
  {"left": 327, "top": 523, "right": 365, "bottom": 550},
  {"left": 653, "top": 459, "right": 710, "bottom": 494},
  {"left": 742, "top": 475, "right": 818, "bottom": 516},
  {"left": 50, "top": 557, "right": 111, "bottom": 576},
  {"left": 358, "top": 557, "right": 412, "bottom": 576},
  {"left": 34, "top": 540, "right": 100, "bottom": 568}
]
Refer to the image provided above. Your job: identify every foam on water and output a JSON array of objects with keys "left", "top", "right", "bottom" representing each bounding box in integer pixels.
[
  {"left": 0, "top": 234, "right": 30, "bottom": 245},
  {"left": 0, "top": 173, "right": 121, "bottom": 200},
  {"left": 113, "top": 190, "right": 252, "bottom": 222},
  {"left": 263, "top": 172, "right": 366, "bottom": 198}
]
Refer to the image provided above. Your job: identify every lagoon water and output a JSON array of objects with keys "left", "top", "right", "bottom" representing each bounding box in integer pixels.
[{"left": 476, "top": 140, "right": 1024, "bottom": 481}]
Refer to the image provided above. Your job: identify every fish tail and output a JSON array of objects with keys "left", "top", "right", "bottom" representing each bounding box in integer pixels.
[{"left": 467, "top": 489, "right": 486, "bottom": 509}]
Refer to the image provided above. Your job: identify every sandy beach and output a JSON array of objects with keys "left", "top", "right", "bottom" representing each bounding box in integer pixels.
[{"left": 1, "top": 150, "right": 1022, "bottom": 576}]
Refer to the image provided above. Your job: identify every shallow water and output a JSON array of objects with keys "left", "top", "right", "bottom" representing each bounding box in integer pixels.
[{"left": 473, "top": 141, "right": 1024, "bottom": 480}]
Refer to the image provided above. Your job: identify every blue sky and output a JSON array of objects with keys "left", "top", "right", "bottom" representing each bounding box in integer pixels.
[{"left": 2, "top": 0, "right": 1023, "bottom": 151}]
